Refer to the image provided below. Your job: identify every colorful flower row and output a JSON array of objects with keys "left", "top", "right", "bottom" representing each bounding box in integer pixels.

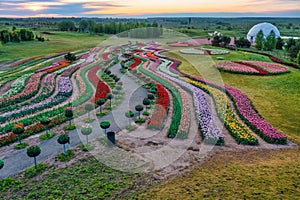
[
  {"left": 239, "top": 61, "right": 290, "bottom": 74},
  {"left": 0, "top": 73, "right": 34, "bottom": 98},
  {"left": 160, "top": 70, "right": 224, "bottom": 145},
  {"left": 183, "top": 77, "right": 258, "bottom": 145},
  {"left": 0, "top": 76, "right": 73, "bottom": 123},
  {"left": 55, "top": 59, "right": 86, "bottom": 76},
  {"left": 147, "top": 83, "right": 169, "bottom": 130},
  {"left": 225, "top": 86, "right": 287, "bottom": 144},
  {"left": 215, "top": 62, "right": 262, "bottom": 75},
  {"left": 0, "top": 116, "right": 67, "bottom": 147},
  {"left": 103, "top": 52, "right": 111, "bottom": 61},
  {"left": 138, "top": 61, "right": 183, "bottom": 138},
  {"left": 129, "top": 57, "right": 142, "bottom": 69}
]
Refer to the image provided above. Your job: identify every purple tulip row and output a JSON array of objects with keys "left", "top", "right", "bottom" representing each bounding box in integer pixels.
[
  {"left": 158, "top": 71, "right": 224, "bottom": 144},
  {"left": 225, "top": 86, "right": 287, "bottom": 144},
  {"left": 58, "top": 77, "right": 73, "bottom": 94}
]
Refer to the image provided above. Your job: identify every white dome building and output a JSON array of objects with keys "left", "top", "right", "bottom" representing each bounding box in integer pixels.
[{"left": 247, "top": 22, "right": 280, "bottom": 43}]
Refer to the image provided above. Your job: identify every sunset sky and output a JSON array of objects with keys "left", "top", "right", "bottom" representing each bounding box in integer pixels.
[{"left": 0, "top": 0, "right": 299, "bottom": 18}]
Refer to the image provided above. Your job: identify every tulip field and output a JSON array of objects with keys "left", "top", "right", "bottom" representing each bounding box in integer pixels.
[{"left": 0, "top": 39, "right": 294, "bottom": 150}]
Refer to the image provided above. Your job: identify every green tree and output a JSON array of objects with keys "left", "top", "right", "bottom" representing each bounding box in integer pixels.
[
  {"left": 276, "top": 37, "right": 284, "bottom": 50},
  {"left": 84, "top": 103, "right": 94, "bottom": 118},
  {"left": 255, "top": 30, "right": 264, "bottom": 50},
  {"left": 57, "top": 134, "right": 70, "bottom": 155},
  {"left": 0, "top": 160, "right": 4, "bottom": 170},
  {"left": 296, "top": 50, "right": 300, "bottom": 64},
  {"left": 100, "top": 120, "right": 110, "bottom": 135},
  {"left": 96, "top": 98, "right": 106, "bottom": 113},
  {"left": 64, "top": 52, "right": 76, "bottom": 62},
  {"left": 125, "top": 110, "right": 135, "bottom": 126},
  {"left": 264, "top": 30, "right": 276, "bottom": 51},
  {"left": 135, "top": 105, "right": 144, "bottom": 119},
  {"left": 79, "top": 20, "right": 88, "bottom": 32}
]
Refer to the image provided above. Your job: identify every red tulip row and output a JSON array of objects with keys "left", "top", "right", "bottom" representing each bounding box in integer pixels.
[
  {"left": 147, "top": 83, "right": 169, "bottom": 129},
  {"left": 129, "top": 57, "right": 142, "bottom": 69}
]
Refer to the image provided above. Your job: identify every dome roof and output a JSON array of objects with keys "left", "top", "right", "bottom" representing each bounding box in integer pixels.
[{"left": 247, "top": 22, "right": 280, "bottom": 43}]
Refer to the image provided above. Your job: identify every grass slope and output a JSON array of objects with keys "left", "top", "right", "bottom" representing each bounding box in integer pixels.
[
  {"left": 0, "top": 32, "right": 107, "bottom": 63},
  {"left": 138, "top": 150, "right": 300, "bottom": 199}
]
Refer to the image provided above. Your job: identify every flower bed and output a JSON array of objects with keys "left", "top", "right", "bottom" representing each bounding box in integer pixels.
[
  {"left": 147, "top": 83, "right": 169, "bottom": 130},
  {"left": 215, "top": 62, "right": 262, "bottom": 75},
  {"left": 160, "top": 71, "right": 224, "bottom": 145},
  {"left": 129, "top": 57, "right": 142, "bottom": 69},
  {"left": 239, "top": 61, "right": 290, "bottom": 74},
  {"left": 183, "top": 78, "right": 258, "bottom": 145}
]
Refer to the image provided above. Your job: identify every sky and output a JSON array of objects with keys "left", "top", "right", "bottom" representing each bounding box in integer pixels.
[{"left": 0, "top": 0, "right": 299, "bottom": 18}]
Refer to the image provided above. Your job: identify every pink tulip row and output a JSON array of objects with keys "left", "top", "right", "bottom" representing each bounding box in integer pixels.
[
  {"left": 239, "top": 61, "right": 290, "bottom": 74},
  {"left": 216, "top": 62, "right": 261, "bottom": 74}
]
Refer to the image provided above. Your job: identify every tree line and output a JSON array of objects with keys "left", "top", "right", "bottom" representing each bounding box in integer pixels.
[
  {"left": 57, "top": 20, "right": 163, "bottom": 38},
  {"left": 0, "top": 27, "right": 35, "bottom": 43}
]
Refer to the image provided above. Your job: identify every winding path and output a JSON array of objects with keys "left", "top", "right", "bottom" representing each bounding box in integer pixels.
[{"left": 0, "top": 63, "right": 147, "bottom": 180}]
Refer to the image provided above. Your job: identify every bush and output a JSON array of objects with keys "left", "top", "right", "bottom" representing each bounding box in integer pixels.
[
  {"left": 24, "top": 163, "right": 46, "bottom": 179},
  {"left": 96, "top": 112, "right": 107, "bottom": 117},
  {"left": 64, "top": 124, "right": 76, "bottom": 130},
  {"left": 39, "top": 132, "right": 56, "bottom": 140},
  {"left": 142, "top": 111, "right": 150, "bottom": 116},
  {"left": 84, "top": 118, "right": 95, "bottom": 123},
  {"left": 55, "top": 150, "right": 74, "bottom": 162},
  {"left": 14, "top": 142, "right": 29, "bottom": 150},
  {"left": 135, "top": 118, "right": 146, "bottom": 124},
  {"left": 126, "top": 125, "right": 137, "bottom": 132}
]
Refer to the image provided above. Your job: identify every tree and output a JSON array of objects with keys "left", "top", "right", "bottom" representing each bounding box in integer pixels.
[
  {"left": 81, "top": 124, "right": 92, "bottom": 146},
  {"left": 65, "top": 107, "right": 74, "bottom": 126},
  {"left": 0, "top": 160, "right": 3, "bottom": 170},
  {"left": 235, "top": 37, "right": 251, "bottom": 48},
  {"left": 276, "top": 37, "right": 284, "bottom": 50},
  {"left": 125, "top": 110, "right": 134, "bottom": 126},
  {"left": 64, "top": 52, "right": 76, "bottom": 62},
  {"left": 255, "top": 30, "right": 264, "bottom": 50},
  {"left": 263, "top": 30, "right": 276, "bottom": 51},
  {"left": 296, "top": 50, "right": 300, "bottom": 64},
  {"left": 143, "top": 98, "right": 151, "bottom": 112},
  {"left": 79, "top": 20, "right": 89, "bottom": 32},
  {"left": 57, "top": 134, "right": 70, "bottom": 155},
  {"left": 100, "top": 120, "right": 110, "bottom": 135},
  {"left": 288, "top": 41, "right": 300, "bottom": 60},
  {"left": 212, "top": 35, "right": 231, "bottom": 47},
  {"left": 58, "top": 20, "right": 76, "bottom": 31},
  {"left": 40, "top": 116, "right": 51, "bottom": 137},
  {"left": 135, "top": 105, "right": 144, "bottom": 119},
  {"left": 12, "top": 123, "right": 25, "bottom": 145},
  {"left": 85, "top": 103, "right": 94, "bottom": 118},
  {"left": 27, "top": 145, "right": 41, "bottom": 169},
  {"left": 106, "top": 93, "right": 114, "bottom": 109},
  {"left": 96, "top": 98, "right": 106, "bottom": 113},
  {"left": 286, "top": 38, "right": 296, "bottom": 50}
]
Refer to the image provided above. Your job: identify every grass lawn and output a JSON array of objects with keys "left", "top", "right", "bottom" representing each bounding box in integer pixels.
[
  {"left": 0, "top": 32, "right": 107, "bottom": 63},
  {"left": 137, "top": 149, "right": 300, "bottom": 199},
  {"left": 0, "top": 156, "right": 142, "bottom": 199}
]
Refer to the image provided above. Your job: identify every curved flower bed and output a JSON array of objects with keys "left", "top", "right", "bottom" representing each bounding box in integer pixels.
[
  {"left": 160, "top": 71, "right": 224, "bottom": 145},
  {"left": 0, "top": 73, "right": 34, "bottom": 98},
  {"left": 225, "top": 86, "right": 287, "bottom": 144},
  {"left": 180, "top": 48, "right": 206, "bottom": 55},
  {"left": 216, "top": 62, "right": 262, "bottom": 75},
  {"left": 239, "top": 61, "right": 290, "bottom": 74},
  {"left": 147, "top": 83, "right": 169, "bottom": 130},
  {"left": 138, "top": 61, "right": 183, "bottom": 138},
  {"left": 0, "top": 76, "right": 73, "bottom": 123},
  {"left": 183, "top": 78, "right": 258, "bottom": 145},
  {"left": 129, "top": 57, "right": 142, "bottom": 69}
]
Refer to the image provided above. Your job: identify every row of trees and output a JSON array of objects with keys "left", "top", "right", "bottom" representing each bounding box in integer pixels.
[
  {"left": 57, "top": 20, "right": 163, "bottom": 38},
  {"left": 0, "top": 28, "right": 35, "bottom": 43}
]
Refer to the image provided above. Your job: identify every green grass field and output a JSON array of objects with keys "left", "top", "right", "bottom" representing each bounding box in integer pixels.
[{"left": 0, "top": 32, "right": 107, "bottom": 63}]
